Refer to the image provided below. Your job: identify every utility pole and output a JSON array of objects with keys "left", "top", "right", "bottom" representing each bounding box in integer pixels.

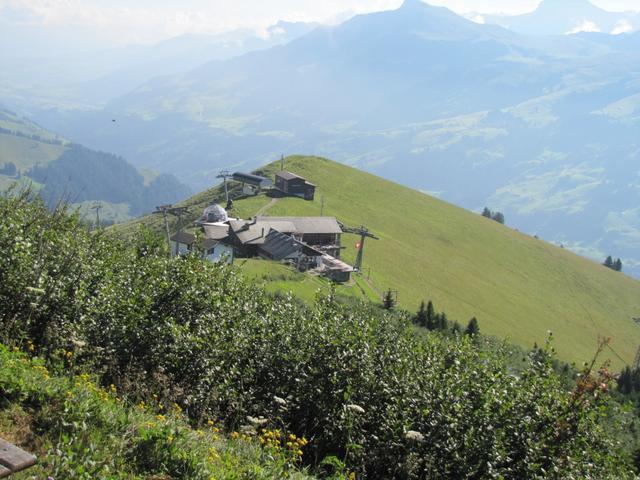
[
  {"left": 155, "top": 205, "right": 173, "bottom": 256},
  {"left": 216, "top": 170, "right": 232, "bottom": 203},
  {"left": 172, "top": 207, "right": 188, "bottom": 257},
  {"left": 154, "top": 205, "right": 188, "bottom": 257},
  {"left": 339, "top": 223, "right": 380, "bottom": 272},
  {"left": 280, "top": 154, "right": 285, "bottom": 171},
  {"left": 320, "top": 195, "right": 325, "bottom": 216},
  {"left": 91, "top": 202, "right": 102, "bottom": 229}
]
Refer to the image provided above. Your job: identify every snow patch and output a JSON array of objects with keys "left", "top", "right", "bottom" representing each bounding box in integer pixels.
[
  {"left": 612, "top": 19, "right": 633, "bottom": 35},
  {"left": 566, "top": 19, "right": 600, "bottom": 34}
]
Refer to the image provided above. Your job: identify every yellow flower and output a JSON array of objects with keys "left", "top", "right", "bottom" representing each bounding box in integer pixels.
[
  {"left": 155, "top": 414, "right": 166, "bottom": 422},
  {"left": 231, "top": 431, "right": 240, "bottom": 439},
  {"left": 207, "top": 419, "right": 215, "bottom": 426}
]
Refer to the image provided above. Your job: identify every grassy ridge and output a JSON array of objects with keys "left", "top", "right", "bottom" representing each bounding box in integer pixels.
[{"left": 114, "top": 155, "right": 640, "bottom": 367}]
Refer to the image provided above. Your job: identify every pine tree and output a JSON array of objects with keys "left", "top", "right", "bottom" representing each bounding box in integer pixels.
[
  {"left": 415, "top": 301, "right": 427, "bottom": 327},
  {"left": 492, "top": 212, "right": 505, "bottom": 224},
  {"left": 451, "top": 322, "right": 461, "bottom": 334},
  {"left": 382, "top": 289, "right": 395, "bottom": 310},
  {"left": 614, "top": 258, "right": 623, "bottom": 272},
  {"left": 425, "top": 300, "right": 436, "bottom": 330},
  {"left": 604, "top": 256, "right": 614, "bottom": 269},
  {"left": 482, "top": 207, "right": 492, "bottom": 218},
  {"left": 465, "top": 317, "right": 480, "bottom": 336},
  {"left": 438, "top": 312, "right": 449, "bottom": 331}
]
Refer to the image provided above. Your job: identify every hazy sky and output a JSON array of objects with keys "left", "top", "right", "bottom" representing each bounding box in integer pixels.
[{"left": 2, "top": 0, "right": 639, "bottom": 47}]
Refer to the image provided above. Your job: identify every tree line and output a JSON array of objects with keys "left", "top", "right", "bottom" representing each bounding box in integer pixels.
[
  {"left": 604, "top": 255, "right": 623, "bottom": 272},
  {"left": 482, "top": 207, "right": 505, "bottom": 224}
]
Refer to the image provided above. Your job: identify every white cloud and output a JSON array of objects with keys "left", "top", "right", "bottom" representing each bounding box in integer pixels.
[
  {"left": 469, "top": 14, "right": 485, "bottom": 24},
  {"left": 611, "top": 19, "right": 633, "bottom": 34},
  {"left": 566, "top": 19, "right": 601, "bottom": 35}
]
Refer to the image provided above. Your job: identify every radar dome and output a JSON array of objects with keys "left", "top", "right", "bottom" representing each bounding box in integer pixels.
[{"left": 202, "top": 204, "right": 228, "bottom": 223}]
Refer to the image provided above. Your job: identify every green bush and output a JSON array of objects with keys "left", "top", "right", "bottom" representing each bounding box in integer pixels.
[{"left": 0, "top": 193, "right": 635, "bottom": 478}]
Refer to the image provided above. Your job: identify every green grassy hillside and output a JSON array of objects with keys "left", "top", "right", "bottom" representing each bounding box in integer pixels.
[
  {"left": 115, "top": 155, "right": 640, "bottom": 367},
  {"left": 0, "top": 132, "right": 66, "bottom": 172}
]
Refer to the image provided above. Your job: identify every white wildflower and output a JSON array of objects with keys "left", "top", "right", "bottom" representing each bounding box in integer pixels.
[
  {"left": 273, "top": 395, "right": 287, "bottom": 406},
  {"left": 346, "top": 404, "right": 365, "bottom": 414},
  {"left": 405, "top": 430, "right": 425, "bottom": 442}
]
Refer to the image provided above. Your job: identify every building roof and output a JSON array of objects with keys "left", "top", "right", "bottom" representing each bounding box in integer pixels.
[
  {"left": 229, "top": 219, "right": 296, "bottom": 245},
  {"left": 276, "top": 170, "right": 304, "bottom": 181},
  {"left": 170, "top": 231, "right": 196, "bottom": 245},
  {"left": 260, "top": 229, "right": 323, "bottom": 260},
  {"left": 322, "top": 254, "right": 354, "bottom": 273},
  {"left": 233, "top": 172, "right": 273, "bottom": 187},
  {"left": 256, "top": 216, "right": 342, "bottom": 235},
  {"left": 203, "top": 224, "right": 230, "bottom": 241},
  {"left": 202, "top": 238, "right": 219, "bottom": 251}
]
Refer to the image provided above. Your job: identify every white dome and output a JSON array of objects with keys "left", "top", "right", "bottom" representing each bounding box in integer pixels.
[{"left": 202, "top": 204, "right": 228, "bottom": 223}]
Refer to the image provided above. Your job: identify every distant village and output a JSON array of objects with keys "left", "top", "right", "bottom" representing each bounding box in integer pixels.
[{"left": 167, "top": 168, "right": 370, "bottom": 283}]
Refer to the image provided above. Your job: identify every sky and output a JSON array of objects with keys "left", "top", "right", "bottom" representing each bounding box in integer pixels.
[{"left": 1, "top": 0, "right": 639, "bottom": 48}]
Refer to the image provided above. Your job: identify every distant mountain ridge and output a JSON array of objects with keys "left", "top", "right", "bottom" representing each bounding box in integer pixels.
[
  {"left": 469, "top": 0, "right": 639, "bottom": 35},
  {"left": 0, "top": 20, "right": 318, "bottom": 108},
  {"left": 23, "top": 0, "right": 640, "bottom": 277}
]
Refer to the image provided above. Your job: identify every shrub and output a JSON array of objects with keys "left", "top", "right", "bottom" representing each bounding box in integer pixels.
[{"left": 0, "top": 193, "right": 634, "bottom": 478}]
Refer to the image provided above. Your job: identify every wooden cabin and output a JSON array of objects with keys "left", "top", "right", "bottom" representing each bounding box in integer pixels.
[{"left": 274, "top": 171, "right": 316, "bottom": 200}]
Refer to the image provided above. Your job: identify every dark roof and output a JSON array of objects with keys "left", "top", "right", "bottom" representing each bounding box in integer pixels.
[
  {"left": 276, "top": 171, "right": 305, "bottom": 181},
  {"left": 202, "top": 238, "right": 219, "bottom": 251},
  {"left": 229, "top": 218, "right": 296, "bottom": 245},
  {"left": 260, "top": 229, "right": 323, "bottom": 260},
  {"left": 256, "top": 216, "right": 342, "bottom": 235},
  {"left": 233, "top": 172, "right": 273, "bottom": 186},
  {"left": 170, "top": 231, "right": 196, "bottom": 245}
]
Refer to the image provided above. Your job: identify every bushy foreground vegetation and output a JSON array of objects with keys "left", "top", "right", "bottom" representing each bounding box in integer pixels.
[
  {"left": 0, "top": 192, "right": 636, "bottom": 478},
  {"left": 0, "top": 345, "right": 314, "bottom": 479}
]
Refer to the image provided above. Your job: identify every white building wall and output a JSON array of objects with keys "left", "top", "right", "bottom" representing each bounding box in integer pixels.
[
  {"left": 171, "top": 241, "right": 191, "bottom": 256},
  {"left": 205, "top": 244, "right": 234, "bottom": 264}
]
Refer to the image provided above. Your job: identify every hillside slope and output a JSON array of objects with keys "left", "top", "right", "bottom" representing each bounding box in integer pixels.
[
  {"left": 0, "top": 108, "right": 190, "bottom": 223},
  {"left": 116, "top": 156, "right": 640, "bottom": 367}
]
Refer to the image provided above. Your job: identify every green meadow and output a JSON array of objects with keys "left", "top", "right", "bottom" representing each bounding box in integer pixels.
[{"left": 114, "top": 155, "right": 640, "bottom": 367}]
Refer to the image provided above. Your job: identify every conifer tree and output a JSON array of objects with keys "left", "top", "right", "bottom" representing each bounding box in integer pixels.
[
  {"left": 382, "top": 289, "right": 395, "bottom": 310},
  {"left": 451, "top": 322, "right": 461, "bottom": 334},
  {"left": 415, "top": 301, "right": 427, "bottom": 327},
  {"left": 614, "top": 258, "right": 623, "bottom": 272},
  {"left": 604, "top": 256, "right": 614, "bottom": 269},
  {"left": 438, "top": 312, "right": 449, "bottom": 331},
  {"left": 465, "top": 317, "right": 480, "bottom": 336},
  {"left": 492, "top": 212, "right": 505, "bottom": 224},
  {"left": 482, "top": 207, "right": 492, "bottom": 218},
  {"left": 426, "top": 300, "right": 436, "bottom": 330}
]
